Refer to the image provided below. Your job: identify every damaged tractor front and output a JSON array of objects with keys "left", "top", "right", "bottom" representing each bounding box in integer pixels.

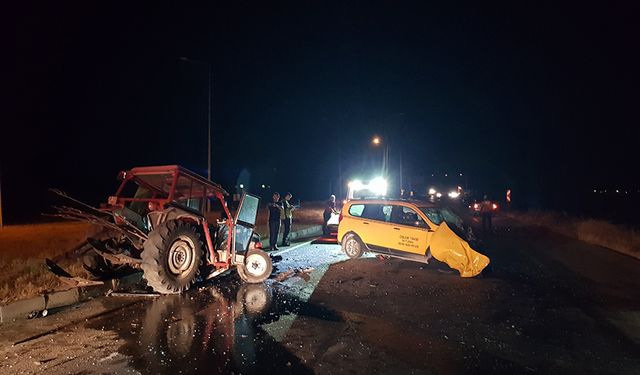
[{"left": 47, "top": 165, "right": 272, "bottom": 294}]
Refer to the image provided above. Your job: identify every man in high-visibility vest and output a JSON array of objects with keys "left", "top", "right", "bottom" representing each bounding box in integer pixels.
[{"left": 280, "top": 192, "right": 295, "bottom": 247}]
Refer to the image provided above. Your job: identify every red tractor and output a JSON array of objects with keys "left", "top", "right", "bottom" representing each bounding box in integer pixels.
[{"left": 49, "top": 165, "right": 272, "bottom": 294}]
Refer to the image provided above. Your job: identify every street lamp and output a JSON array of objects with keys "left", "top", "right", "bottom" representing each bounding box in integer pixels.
[
  {"left": 180, "top": 56, "right": 212, "bottom": 181},
  {"left": 371, "top": 136, "right": 388, "bottom": 176},
  {"left": 371, "top": 135, "right": 404, "bottom": 194}
]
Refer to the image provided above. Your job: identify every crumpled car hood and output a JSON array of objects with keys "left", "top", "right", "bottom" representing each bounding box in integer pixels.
[{"left": 429, "top": 222, "right": 490, "bottom": 277}]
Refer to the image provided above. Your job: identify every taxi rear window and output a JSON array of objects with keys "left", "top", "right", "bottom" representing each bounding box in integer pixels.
[{"left": 348, "top": 204, "right": 365, "bottom": 217}]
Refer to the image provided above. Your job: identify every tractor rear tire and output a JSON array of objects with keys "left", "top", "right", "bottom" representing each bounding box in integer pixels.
[
  {"left": 237, "top": 250, "right": 272, "bottom": 284},
  {"left": 141, "top": 220, "right": 203, "bottom": 294}
]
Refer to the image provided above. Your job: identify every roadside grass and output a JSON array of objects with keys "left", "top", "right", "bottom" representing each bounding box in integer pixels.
[
  {"left": 0, "top": 204, "right": 324, "bottom": 305},
  {"left": 0, "top": 222, "right": 91, "bottom": 304},
  {"left": 509, "top": 211, "right": 640, "bottom": 259}
]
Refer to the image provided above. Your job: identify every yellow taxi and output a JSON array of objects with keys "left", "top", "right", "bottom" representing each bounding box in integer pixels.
[{"left": 337, "top": 199, "right": 490, "bottom": 277}]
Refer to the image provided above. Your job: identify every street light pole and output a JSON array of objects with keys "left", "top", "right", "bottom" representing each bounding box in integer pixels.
[
  {"left": 206, "top": 64, "right": 211, "bottom": 181},
  {"left": 180, "top": 57, "right": 212, "bottom": 181},
  {"left": 0, "top": 167, "right": 3, "bottom": 228},
  {"left": 373, "top": 112, "right": 405, "bottom": 195},
  {"left": 399, "top": 149, "right": 403, "bottom": 193}
]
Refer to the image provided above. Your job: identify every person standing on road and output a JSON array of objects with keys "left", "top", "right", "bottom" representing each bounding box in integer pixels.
[
  {"left": 480, "top": 195, "right": 494, "bottom": 232},
  {"left": 323, "top": 194, "right": 339, "bottom": 236},
  {"left": 281, "top": 192, "right": 295, "bottom": 247},
  {"left": 268, "top": 192, "right": 283, "bottom": 250}
]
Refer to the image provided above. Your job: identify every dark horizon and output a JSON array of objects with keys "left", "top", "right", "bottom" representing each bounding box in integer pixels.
[{"left": 4, "top": 2, "right": 639, "bottom": 224}]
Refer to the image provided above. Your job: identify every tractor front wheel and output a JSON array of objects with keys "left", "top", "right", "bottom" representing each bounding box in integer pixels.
[
  {"left": 141, "top": 220, "right": 203, "bottom": 294},
  {"left": 237, "top": 250, "right": 272, "bottom": 284}
]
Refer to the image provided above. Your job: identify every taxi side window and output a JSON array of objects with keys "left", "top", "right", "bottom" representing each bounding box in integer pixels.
[
  {"left": 361, "top": 204, "right": 392, "bottom": 222},
  {"left": 391, "top": 205, "right": 427, "bottom": 228},
  {"left": 348, "top": 204, "right": 365, "bottom": 217}
]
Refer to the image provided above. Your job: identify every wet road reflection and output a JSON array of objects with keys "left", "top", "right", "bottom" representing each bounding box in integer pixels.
[{"left": 87, "top": 257, "right": 344, "bottom": 374}]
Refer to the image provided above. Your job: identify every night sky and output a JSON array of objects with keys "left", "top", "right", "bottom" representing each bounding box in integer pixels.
[{"left": 5, "top": 2, "right": 639, "bottom": 223}]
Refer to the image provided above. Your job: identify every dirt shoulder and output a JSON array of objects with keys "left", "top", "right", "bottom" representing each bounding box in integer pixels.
[
  {"left": 280, "top": 219, "right": 640, "bottom": 374},
  {"left": 0, "top": 297, "right": 138, "bottom": 374},
  {"left": 506, "top": 210, "right": 639, "bottom": 260}
]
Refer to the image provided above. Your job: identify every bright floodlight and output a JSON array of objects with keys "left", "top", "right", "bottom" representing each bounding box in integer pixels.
[
  {"left": 428, "top": 188, "right": 437, "bottom": 195},
  {"left": 372, "top": 136, "right": 381, "bottom": 145},
  {"left": 448, "top": 191, "right": 460, "bottom": 199},
  {"left": 348, "top": 179, "right": 364, "bottom": 190},
  {"left": 369, "top": 177, "right": 387, "bottom": 196}
]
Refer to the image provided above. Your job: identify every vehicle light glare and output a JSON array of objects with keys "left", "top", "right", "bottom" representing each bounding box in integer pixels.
[
  {"left": 369, "top": 177, "right": 388, "bottom": 196},
  {"left": 428, "top": 188, "right": 437, "bottom": 195},
  {"left": 436, "top": 192, "right": 442, "bottom": 198},
  {"left": 348, "top": 179, "right": 364, "bottom": 190},
  {"left": 448, "top": 191, "right": 460, "bottom": 199}
]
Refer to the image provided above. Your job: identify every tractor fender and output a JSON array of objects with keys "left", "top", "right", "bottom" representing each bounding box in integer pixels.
[{"left": 148, "top": 206, "right": 203, "bottom": 230}]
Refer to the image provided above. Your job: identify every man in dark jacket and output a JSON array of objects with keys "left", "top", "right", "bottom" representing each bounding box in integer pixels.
[
  {"left": 268, "top": 192, "right": 283, "bottom": 250},
  {"left": 323, "top": 194, "right": 339, "bottom": 236},
  {"left": 480, "top": 195, "right": 494, "bottom": 232}
]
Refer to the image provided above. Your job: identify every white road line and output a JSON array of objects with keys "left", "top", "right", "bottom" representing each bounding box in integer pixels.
[{"left": 271, "top": 240, "right": 313, "bottom": 256}]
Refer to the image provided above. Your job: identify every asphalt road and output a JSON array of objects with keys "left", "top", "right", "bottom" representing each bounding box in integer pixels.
[{"left": 0, "top": 216, "right": 638, "bottom": 374}]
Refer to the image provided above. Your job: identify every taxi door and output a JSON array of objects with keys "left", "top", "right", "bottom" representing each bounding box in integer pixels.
[
  {"left": 387, "top": 205, "right": 430, "bottom": 256},
  {"left": 355, "top": 203, "right": 394, "bottom": 253},
  {"left": 340, "top": 203, "right": 369, "bottom": 242}
]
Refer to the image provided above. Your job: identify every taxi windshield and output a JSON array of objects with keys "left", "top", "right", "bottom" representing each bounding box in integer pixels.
[{"left": 419, "top": 207, "right": 465, "bottom": 232}]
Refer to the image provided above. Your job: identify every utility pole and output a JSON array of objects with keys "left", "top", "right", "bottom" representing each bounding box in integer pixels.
[
  {"left": 399, "top": 150, "right": 403, "bottom": 193},
  {"left": 207, "top": 64, "right": 211, "bottom": 181},
  {"left": 0, "top": 167, "right": 4, "bottom": 228},
  {"left": 180, "top": 57, "right": 212, "bottom": 180}
]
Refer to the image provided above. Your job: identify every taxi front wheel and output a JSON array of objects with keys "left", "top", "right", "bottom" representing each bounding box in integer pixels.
[{"left": 342, "top": 233, "right": 364, "bottom": 259}]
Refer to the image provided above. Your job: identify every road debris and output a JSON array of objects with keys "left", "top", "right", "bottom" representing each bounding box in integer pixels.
[
  {"left": 274, "top": 267, "right": 314, "bottom": 282},
  {"left": 108, "top": 292, "right": 160, "bottom": 298}
]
